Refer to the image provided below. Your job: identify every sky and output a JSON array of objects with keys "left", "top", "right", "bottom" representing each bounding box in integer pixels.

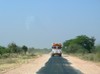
[{"left": 0, "top": 0, "right": 100, "bottom": 48}]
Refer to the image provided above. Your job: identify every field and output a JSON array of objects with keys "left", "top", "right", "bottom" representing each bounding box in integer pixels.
[{"left": 0, "top": 49, "right": 50, "bottom": 74}]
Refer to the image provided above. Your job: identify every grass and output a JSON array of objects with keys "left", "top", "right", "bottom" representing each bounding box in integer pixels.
[
  {"left": 69, "top": 52, "right": 100, "bottom": 62},
  {"left": 64, "top": 45, "right": 100, "bottom": 62},
  {"left": 0, "top": 49, "right": 50, "bottom": 74},
  {"left": 0, "top": 53, "right": 36, "bottom": 74}
]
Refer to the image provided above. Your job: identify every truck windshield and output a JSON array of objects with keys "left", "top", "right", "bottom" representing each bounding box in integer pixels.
[{"left": 52, "top": 46, "right": 62, "bottom": 49}]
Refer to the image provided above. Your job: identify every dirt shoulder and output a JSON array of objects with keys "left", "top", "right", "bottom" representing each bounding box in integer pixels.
[
  {"left": 3, "top": 54, "right": 50, "bottom": 74},
  {"left": 2, "top": 54, "right": 100, "bottom": 74},
  {"left": 64, "top": 55, "right": 100, "bottom": 74}
]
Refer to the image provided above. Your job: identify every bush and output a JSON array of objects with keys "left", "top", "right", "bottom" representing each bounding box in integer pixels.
[
  {"left": 82, "top": 54, "right": 94, "bottom": 61},
  {"left": 1, "top": 54, "right": 9, "bottom": 58},
  {"left": 94, "top": 53, "right": 100, "bottom": 61},
  {"left": 74, "top": 53, "right": 100, "bottom": 62}
]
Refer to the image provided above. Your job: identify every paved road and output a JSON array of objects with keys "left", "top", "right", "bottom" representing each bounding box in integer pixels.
[{"left": 36, "top": 56, "right": 83, "bottom": 74}]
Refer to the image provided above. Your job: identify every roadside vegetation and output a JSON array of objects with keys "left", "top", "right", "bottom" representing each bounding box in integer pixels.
[
  {"left": 0, "top": 43, "right": 50, "bottom": 73},
  {"left": 62, "top": 35, "right": 100, "bottom": 62}
]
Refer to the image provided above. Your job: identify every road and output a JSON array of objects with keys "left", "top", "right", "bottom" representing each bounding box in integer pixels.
[
  {"left": 37, "top": 56, "right": 82, "bottom": 74},
  {"left": 3, "top": 54, "right": 100, "bottom": 74}
]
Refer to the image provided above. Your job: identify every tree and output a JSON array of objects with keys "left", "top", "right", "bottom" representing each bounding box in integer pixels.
[
  {"left": 76, "top": 35, "right": 95, "bottom": 53},
  {"left": 63, "top": 35, "right": 95, "bottom": 53},
  {"left": 8, "top": 43, "right": 18, "bottom": 53},
  {"left": 0, "top": 46, "right": 6, "bottom": 55},
  {"left": 22, "top": 45, "right": 28, "bottom": 54}
]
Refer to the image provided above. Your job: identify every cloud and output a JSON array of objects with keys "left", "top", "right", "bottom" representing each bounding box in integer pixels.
[{"left": 25, "top": 16, "right": 34, "bottom": 31}]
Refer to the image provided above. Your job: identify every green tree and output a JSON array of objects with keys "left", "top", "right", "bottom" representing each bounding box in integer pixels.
[
  {"left": 76, "top": 35, "right": 95, "bottom": 53},
  {"left": 8, "top": 43, "right": 19, "bottom": 53},
  {"left": 22, "top": 45, "right": 28, "bottom": 54},
  {"left": 63, "top": 35, "right": 95, "bottom": 53},
  {"left": 0, "top": 46, "right": 6, "bottom": 55}
]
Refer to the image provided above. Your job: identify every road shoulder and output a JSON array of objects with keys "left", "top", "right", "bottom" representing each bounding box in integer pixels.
[
  {"left": 64, "top": 55, "right": 100, "bottom": 74},
  {"left": 3, "top": 54, "right": 50, "bottom": 74}
]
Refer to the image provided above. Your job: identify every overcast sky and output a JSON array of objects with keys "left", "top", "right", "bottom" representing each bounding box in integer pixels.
[{"left": 0, "top": 0, "right": 100, "bottom": 48}]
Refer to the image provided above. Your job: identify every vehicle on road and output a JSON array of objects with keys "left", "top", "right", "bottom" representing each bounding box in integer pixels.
[{"left": 51, "top": 43, "right": 62, "bottom": 57}]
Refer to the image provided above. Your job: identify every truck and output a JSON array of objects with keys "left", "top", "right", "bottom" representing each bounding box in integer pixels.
[{"left": 51, "top": 43, "right": 62, "bottom": 57}]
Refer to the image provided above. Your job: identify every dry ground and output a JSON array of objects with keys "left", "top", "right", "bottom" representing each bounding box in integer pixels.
[
  {"left": 64, "top": 55, "right": 100, "bottom": 74},
  {"left": 1, "top": 54, "right": 100, "bottom": 74}
]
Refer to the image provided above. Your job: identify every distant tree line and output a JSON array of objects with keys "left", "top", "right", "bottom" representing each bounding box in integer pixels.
[
  {"left": 0, "top": 42, "right": 51, "bottom": 57},
  {"left": 0, "top": 43, "right": 28, "bottom": 56},
  {"left": 62, "top": 35, "right": 95, "bottom": 53}
]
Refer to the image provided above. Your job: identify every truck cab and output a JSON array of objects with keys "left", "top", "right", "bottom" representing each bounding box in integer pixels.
[{"left": 51, "top": 43, "right": 62, "bottom": 57}]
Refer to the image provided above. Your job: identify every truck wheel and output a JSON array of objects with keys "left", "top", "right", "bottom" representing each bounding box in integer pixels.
[
  {"left": 59, "top": 54, "right": 62, "bottom": 57},
  {"left": 52, "top": 54, "right": 54, "bottom": 57}
]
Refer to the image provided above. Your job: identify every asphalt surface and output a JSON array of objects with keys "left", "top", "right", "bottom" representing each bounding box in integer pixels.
[{"left": 36, "top": 56, "right": 83, "bottom": 74}]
